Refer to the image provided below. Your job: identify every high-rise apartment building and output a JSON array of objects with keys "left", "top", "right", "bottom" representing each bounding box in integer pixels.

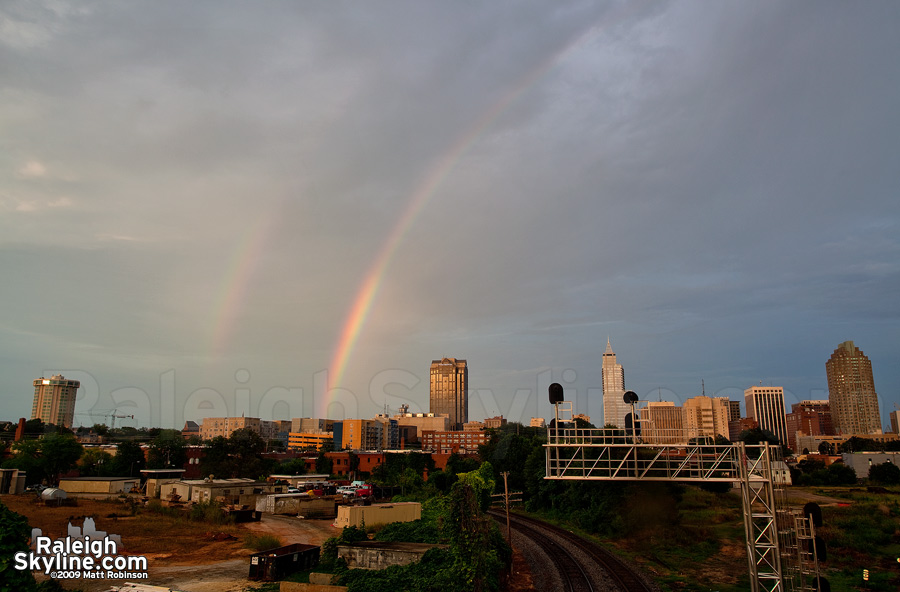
[
  {"left": 199, "top": 416, "right": 262, "bottom": 440},
  {"left": 639, "top": 401, "right": 685, "bottom": 444},
  {"left": 826, "top": 341, "right": 882, "bottom": 435},
  {"left": 684, "top": 396, "right": 731, "bottom": 441},
  {"left": 32, "top": 375, "right": 80, "bottom": 428},
  {"left": 716, "top": 397, "right": 742, "bottom": 423},
  {"left": 333, "top": 419, "right": 384, "bottom": 451},
  {"left": 744, "top": 386, "right": 788, "bottom": 447},
  {"left": 602, "top": 339, "right": 628, "bottom": 428},
  {"left": 429, "top": 358, "right": 468, "bottom": 430}
]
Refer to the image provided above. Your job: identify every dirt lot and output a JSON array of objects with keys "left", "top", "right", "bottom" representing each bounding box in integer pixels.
[{"left": 3, "top": 495, "right": 339, "bottom": 592}]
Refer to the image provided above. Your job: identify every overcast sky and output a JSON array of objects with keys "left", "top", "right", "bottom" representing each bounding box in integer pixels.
[{"left": 2, "top": 1, "right": 898, "bottom": 431}]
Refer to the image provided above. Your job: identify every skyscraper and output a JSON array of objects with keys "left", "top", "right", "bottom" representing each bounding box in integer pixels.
[
  {"left": 31, "top": 374, "right": 80, "bottom": 429},
  {"left": 429, "top": 358, "right": 468, "bottom": 430},
  {"left": 744, "top": 386, "right": 788, "bottom": 447},
  {"left": 826, "top": 341, "right": 882, "bottom": 435},
  {"left": 684, "top": 396, "right": 730, "bottom": 441},
  {"left": 639, "top": 401, "right": 685, "bottom": 444},
  {"left": 602, "top": 339, "right": 628, "bottom": 428}
]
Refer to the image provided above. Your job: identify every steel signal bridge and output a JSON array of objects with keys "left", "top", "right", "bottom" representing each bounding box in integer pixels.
[{"left": 545, "top": 392, "right": 825, "bottom": 592}]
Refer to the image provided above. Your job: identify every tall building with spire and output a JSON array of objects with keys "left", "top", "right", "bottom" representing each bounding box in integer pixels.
[
  {"left": 826, "top": 341, "right": 882, "bottom": 435},
  {"left": 602, "top": 339, "right": 628, "bottom": 428},
  {"left": 429, "top": 358, "right": 468, "bottom": 430}
]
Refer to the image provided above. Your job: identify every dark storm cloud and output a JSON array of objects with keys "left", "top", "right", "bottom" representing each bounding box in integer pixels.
[{"left": 1, "top": 1, "right": 898, "bottom": 427}]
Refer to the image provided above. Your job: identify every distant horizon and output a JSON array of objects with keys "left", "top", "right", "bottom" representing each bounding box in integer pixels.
[{"left": 9, "top": 338, "right": 897, "bottom": 434}]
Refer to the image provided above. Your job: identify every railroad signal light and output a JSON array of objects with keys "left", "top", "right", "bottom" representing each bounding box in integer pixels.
[{"left": 549, "top": 383, "right": 564, "bottom": 404}]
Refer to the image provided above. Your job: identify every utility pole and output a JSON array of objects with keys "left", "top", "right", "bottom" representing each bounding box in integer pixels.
[
  {"left": 502, "top": 471, "right": 511, "bottom": 541},
  {"left": 491, "top": 471, "right": 522, "bottom": 541}
]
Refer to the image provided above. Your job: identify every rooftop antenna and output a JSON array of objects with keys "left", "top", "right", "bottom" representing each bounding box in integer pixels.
[
  {"left": 658, "top": 387, "right": 662, "bottom": 402},
  {"left": 702, "top": 379, "right": 705, "bottom": 397}
]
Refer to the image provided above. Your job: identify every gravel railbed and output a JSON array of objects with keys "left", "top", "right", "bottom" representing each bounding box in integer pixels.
[
  {"left": 509, "top": 518, "right": 662, "bottom": 592},
  {"left": 509, "top": 528, "right": 565, "bottom": 591}
]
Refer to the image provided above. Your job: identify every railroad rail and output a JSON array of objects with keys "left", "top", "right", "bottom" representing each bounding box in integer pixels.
[{"left": 490, "top": 510, "right": 654, "bottom": 592}]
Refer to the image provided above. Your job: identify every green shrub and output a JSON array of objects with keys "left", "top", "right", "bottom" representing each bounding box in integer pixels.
[
  {"left": 187, "top": 501, "right": 234, "bottom": 525},
  {"left": 144, "top": 499, "right": 181, "bottom": 518},
  {"left": 373, "top": 519, "right": 441, "bottom": 544},
  {"left": 320, "top": 526, "right": 368, "bottom": 569},
  {"left": 244, "top": 534, "right": 283, "bottom": 552}
]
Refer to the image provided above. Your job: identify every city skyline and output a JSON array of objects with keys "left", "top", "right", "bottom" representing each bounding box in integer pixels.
[{"left": 2, "top": 2, "right": 899, "bottom": 429}]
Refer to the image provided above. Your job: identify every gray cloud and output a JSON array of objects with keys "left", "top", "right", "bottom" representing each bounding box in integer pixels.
[{"left": 1, "top": 1, "right": 898, "bottom": 428}]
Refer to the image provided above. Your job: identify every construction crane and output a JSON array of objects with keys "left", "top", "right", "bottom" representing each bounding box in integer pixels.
[{"left": 87, "top": 410, "right": 135, "bottom": 430}]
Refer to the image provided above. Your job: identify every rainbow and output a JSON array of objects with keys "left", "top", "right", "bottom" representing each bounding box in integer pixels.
[
  {"left": 208, "top": 214, "right": 273, "bottom": 357},
  {"left": 319, "top": 21, "right": 617, "bottom": 417}
]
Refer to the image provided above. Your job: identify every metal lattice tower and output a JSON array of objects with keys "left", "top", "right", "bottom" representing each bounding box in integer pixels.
[{"left": 543, "top": 400, "right": 820, "bottom": 592}]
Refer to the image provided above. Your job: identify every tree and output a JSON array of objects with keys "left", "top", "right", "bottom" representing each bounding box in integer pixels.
[
  {"left": 92, "top": 423, "right": 109, "bottom": 437},
  {"left": 868, "top": 461, "right": 900, "bottom": 485},
  {"left": 399, "top": 467, "right": 424, "bottom": 495},
  {"left": 229, "top": 428, "right": 276, "bottom": 479},
  {"left": 23, "top": 419, "right": 45, "bottom": 434},
  {"left": 824, "top": 462, "right": 857, "bottom": 485},
  {"left": 199, "top": 436, "right": 231, "bottom": 478},
  {"left": 797, "top": 459, "right": 826, "bottom": 475},
  {"left": 348, "top": 451, "right": 360, "bottom": 476},
  {"left": 316, "top": 451, "right": 333, "bottom": 476},
  {"left": 2, "top": 434, "right": 82, "bottom": 486},
  {"left": 148, "top": 430, "right": 187, "bottom": 469},
  {"left": 445, "top": 462, "right": 508, "bottom": 592},
  {"left": 738, "top": 427, "right": 785, "bottom": 456},
  {"left": 2, "top": 440, "right": 45, "bottom": 485},
  {"left": 839, "top": 436, "right": 881, "bottom": 453},
  {"left": 0, "top": 501, "right": 38, "bottom": 592},
  {"left": 277, "top": 457, "right": 308, "bottom": 476},
  {"left": 111, "top": 441, "right": 146, "bottom": 477},
  {"left": 79, "top": 448, "right": 113, "bottom": 477},
  {"left": 198, "top": 429, "right": 276, "bottom": 479}
]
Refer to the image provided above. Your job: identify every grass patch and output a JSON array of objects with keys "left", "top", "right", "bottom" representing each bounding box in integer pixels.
[
  {"left": 188, "top": 500, "right": 236, "bottom": 525},
  {"left": 240, "top": 582, "right": 280, "bottom": 592},
  {"left": 145, "top": 499, "right": 182, "bottom": 518},
  {"left": 244, "top": 533, "right": 284, "bottom": 552}
]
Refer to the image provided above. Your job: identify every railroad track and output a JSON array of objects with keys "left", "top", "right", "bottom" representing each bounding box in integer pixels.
[{"left": 491, "top": 511, "right": 654, "bottom": 592}]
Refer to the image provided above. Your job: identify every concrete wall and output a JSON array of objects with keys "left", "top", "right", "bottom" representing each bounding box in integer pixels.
[
  {"left": 333, "top": 502, "right": 421, "bottom": 528},
  {"left": 337, "top": 542, "right": 446, "bottom": 570}
]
